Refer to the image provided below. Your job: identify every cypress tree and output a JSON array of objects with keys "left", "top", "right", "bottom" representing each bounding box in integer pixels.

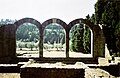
[
  {"left": 83, "top": 26, "right": 91, "bottom": 54},
  {"left": 71, "top": 24, "right": 85, "bottom": 53},
  {"left": 95, "top": 0, "right": 120, "bottom": 55},
  {"left": 82, "top": 14, "right": 91, "bottom": 54}
]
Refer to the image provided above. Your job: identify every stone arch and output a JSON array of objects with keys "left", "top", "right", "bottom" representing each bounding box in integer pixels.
[
  {"left": 42, "top": 18, "right": 68, "bottom": 30},
  {"left": 14, "top": 18, "right": 42, "bottom": 32},
  {"left": 0, "top": 18, "right": 105, "bottom": 63},
  {"left": 42, "top": 18, "right": 69, "bottom": 57},
  {"left": 68, "top": 18, "right": 105, "bottom": 60},
  {"left": 14, "top": 18, "right": 43, "bottom": 58}
]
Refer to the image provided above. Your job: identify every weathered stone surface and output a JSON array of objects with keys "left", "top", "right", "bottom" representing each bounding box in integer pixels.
[
  {"left": 20, "top": 62, "right": 85, "bottom": 78},
  {"left": 0, "top": 18, "right": 105, "bottom": 63}
]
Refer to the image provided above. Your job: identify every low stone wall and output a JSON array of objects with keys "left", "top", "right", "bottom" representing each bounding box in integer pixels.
[
  {"left": 21, "top": 68, "right": 84, "bottom": 78},
  {"left": 20, "top": 62, "right": 86, "bottom": 78}
]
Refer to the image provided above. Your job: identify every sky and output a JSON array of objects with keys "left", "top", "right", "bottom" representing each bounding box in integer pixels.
[{"left": 0, "top": 0, "right": 97, "bottom": 23}]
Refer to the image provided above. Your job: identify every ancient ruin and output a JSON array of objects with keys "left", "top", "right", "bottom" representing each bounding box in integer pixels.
[
  {"left": 0, "top": 18, "right": 120, "bottom": 78},
  {"left": 0, "top": 18, "right": 105, "bottom": 64}
]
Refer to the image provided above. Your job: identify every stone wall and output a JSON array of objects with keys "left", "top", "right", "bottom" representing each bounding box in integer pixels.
[
  {"left": 0, "top": 24, "right": 16, "bottom": 63},
  {"left": 0, "top": 18, "right": 105, "bottom": 64},
  {"left": 20, "top": 68, "right": 85, "bottom": 78}
]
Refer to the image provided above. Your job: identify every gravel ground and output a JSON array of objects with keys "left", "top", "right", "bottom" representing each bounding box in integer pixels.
[
  {"left": 0, "top": 73, "right": 20, "bottom": 78},
  {"left": 85, "top": 68, "right": 117, "bottom": 78}
]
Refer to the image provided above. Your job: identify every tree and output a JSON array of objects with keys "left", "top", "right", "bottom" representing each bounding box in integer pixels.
[
  {"left": 81, "top": 14, "right": 92, "bottom": 54},
  {"left": 44, "top": 23, "right": 65, "bottom": 44},
  {"left": 71, "top": 24, "right": 85, "bottom": 52},
  {"left": 95, "top": 0, "right": 120, "bottom": 55},
  {"left": 90, "top": 14, "right": 96, "bottom": 24},
  {"left": 0, "top": 19, "right": 16, "bottom": 25},
  {"left": 115, "top": 22, "right": 120, "bottom": 53},
  {"left": 16, "top": 23, "right": 40, "bottom": 42},
  {"left": 83, "top": 26, "right": 91, "bottom": 54}
]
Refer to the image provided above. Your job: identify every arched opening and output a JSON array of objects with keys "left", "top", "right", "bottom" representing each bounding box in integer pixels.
[
  {"left": 16, "top": 23, "right": 40, "bottom": 58},
  {"left": 69, "top": 23, "right": 93, "bottom": 58},
  {"left": 43, "top": 23, "right": 66, "bottom": 58}
]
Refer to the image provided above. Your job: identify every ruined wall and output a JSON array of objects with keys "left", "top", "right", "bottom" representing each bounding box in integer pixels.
[
  {"left": 20, "top": 68, "right": 84, "bottom": 78},
  {"left": 68, "top": 19, "right": 105, "bottom": 60},
  {"left": 0, "top": 18, "right": 105, "bottom": 64},
  {"left": 0, "top": 26, "right": 4, "bottom": 61},
  {"left": 0, "top": 24, "right": 16, "bottom": 63}
]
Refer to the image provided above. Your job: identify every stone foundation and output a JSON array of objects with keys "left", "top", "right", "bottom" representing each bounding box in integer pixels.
[{"left": 20, "top": 61, "right": 86, "bottom": 78}]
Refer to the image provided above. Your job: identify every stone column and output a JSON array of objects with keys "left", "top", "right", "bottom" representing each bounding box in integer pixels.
[
  {"left": 66, "top": 29, "right": 69, "bottom": 58},
  {"left": 40, "top": 30, "right": 43, "bottom": 58}
]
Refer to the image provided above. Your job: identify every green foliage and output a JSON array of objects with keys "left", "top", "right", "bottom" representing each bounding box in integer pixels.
[
  {"left": 71, "top": 24, "right": 85, "bottom": 52},
  {"left": 83, "top": 26, "right": 91, "bottom": 53},
  {"left": 44, "top": 24, "right": 65, "bottom": 44},
  {"left": 95, "top": 0, "right": 120, "bottom": 54},
  {"left": 90, "top": 14, "right": 96, "bottom": 24},
  {"left": 95, "top": 0, "right": 107, "bottom": 24},
  {"left": 0, "top": 19, "right": 16, "bottom": 25},
  {"left": 16, "top": 23, "right": 40, "bottom": 42},
  {"left": 70, "top": 21, "right": 91, "bottom": 54},
  {"left": 115, "top": 22, "right": 120, "bottom": 52},
  {"left": 16, "top": 23, "right": 65, "bottom": 47}
]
